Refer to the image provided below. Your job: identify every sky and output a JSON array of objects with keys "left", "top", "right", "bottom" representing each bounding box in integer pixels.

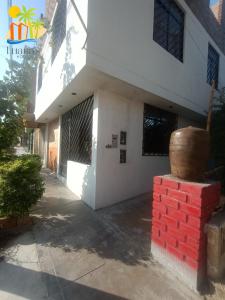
[
  {"left": 210, "top": 0, "right": 220, "bottom": 5},
  {"left": 0, "top": 0, "right": 45, "bottom": 79}
]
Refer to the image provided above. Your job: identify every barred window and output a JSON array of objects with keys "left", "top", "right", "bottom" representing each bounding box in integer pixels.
[
  {"left": 153, "top": 0, "right": 184, "bottom": 62},
  {"left": 60, "top": 96, "right": 93, "bottom": 177},
  {"left": 207, "top": 44, "right": 219, "bottom": 89},
  {"left": 52, "top": 0, "right": 67, "bottom": 64},
  {"left": 143, "top": 104, "right": 177, "bottom": 156}
]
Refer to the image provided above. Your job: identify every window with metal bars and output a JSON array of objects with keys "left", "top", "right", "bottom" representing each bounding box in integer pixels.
[
  {"left": 51, "top": 0, "right": 67, "bottom": 64},
  {"left": 207, "top": 44, "right": 219, "bottom": 89},
  {"left": 153, "top": 0, "right": 184, "bottom": 62},
  {"left": 37, "top": 61, "right": 43, "bottom": 92},
  {"left": 142, "top": 104, "right": 177, "bottom": 156},
  {"left": 60, "top": 96, "right": 94, "bottom": 177}
]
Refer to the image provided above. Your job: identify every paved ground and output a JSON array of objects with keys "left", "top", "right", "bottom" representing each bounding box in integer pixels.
[{"left": 0, "top": 171, "right": 224, "bottom": 299}]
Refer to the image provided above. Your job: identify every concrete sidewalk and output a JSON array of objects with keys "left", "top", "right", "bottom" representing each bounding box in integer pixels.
[{"left": 0, "top": 171, "right": 222, "bottom": 299}]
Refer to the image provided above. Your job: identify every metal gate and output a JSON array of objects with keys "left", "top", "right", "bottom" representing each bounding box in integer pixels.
[{"left": 60, "top": 96, "right": 94, "bottom": 177}]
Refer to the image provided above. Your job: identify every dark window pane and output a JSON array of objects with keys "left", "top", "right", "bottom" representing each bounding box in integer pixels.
[
  {"left": 153, "top": 0, "right": 184, "bottom": 62},
  {"left": 37, "top": 62, "right": 43, "bottom": 92},
  {"left": 142, "top": 104, "right": 177, "bottom": 156},
  {"left": 207, "top": 44, "right": 219, "bottom": 89},
  {"left": 52, "top": 0, "right": 67, "bottom": 64}
]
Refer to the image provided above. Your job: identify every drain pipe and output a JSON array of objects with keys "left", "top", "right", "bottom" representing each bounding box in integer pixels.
[{"left": 70, "top": 0, "right": 88, "bottom": 49}]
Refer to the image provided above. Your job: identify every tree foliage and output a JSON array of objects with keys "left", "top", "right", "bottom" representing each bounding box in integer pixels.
[
  {"left": 0, "top": 99, "right": 23, "bottom": 154},
  {"left": 0, "top": 47, "right": 39, "bottom": 153}
]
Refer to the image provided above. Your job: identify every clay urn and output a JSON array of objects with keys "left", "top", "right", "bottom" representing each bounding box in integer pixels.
[{"left": 169, "top": 127, "right": 210, "bottom": 182}]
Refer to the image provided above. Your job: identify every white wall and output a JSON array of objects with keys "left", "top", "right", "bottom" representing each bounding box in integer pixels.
[
  {"left": 87, "top": 0, "right": 225, "bottom": 116},
  {"left": 35, "top": 0, "right": 88, "bottom": 120},
  {"left": 94, "top": 89, "right": 200, "bottom": 209}
]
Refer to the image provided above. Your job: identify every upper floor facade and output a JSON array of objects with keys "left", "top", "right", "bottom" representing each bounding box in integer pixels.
[{"left": 35, "top": 0, "right": 225, "bottom": 122}]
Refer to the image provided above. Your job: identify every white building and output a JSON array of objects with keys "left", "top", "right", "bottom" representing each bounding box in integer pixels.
[{"left": 34, "top": 0, "right": 225, "bottom": 209}]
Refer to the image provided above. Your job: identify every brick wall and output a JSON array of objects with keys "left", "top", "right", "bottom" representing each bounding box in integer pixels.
[
  {"left": 151, "top": 176, "right": 221, "bottom": 272},
  {"left": 184, "top": 0, "right": 225, "bottom": 54}
]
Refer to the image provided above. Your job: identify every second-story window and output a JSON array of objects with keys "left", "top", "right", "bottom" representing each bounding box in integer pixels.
[
  {"left": 153, "top": 0, "right": 185, "bottom": 62},
  {"left": 207, "top": 44, "right": 219, "bottom": 89},
  {"left": 52, "top": 0, "right": 67, "bottom": 64},
  {"left": 37, "top": 61, "right": 43, "bottom": 92}
]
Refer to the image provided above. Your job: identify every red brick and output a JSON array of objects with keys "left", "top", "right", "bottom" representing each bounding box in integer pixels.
[
  {"left": 152, "top": 208, "right": 161, "bottom": 220},
  {"left": 180, "top": 182, "right": 206, "bottom": 196},
  {"left": 154, "top": 184, "right": 168, "bottom": 195},
  {"left": 152, "top": 227, "right": 160, "bottom": 239},
  {"left": 180, "top": 182, "right": 220, "bottom": 199},
  {"left": 167, "top": 189, "right": 187, "bottom": 202},
  {"left": 153, "top": 201, "right": 167, "bottom": 214},
  {"left": 167, "top": 207, "right": 187, "bottom": 223},
  {"left": 167, "top": 234, "right": 177, "bottom": 248},
  {"left": 161, "top": 195, "right": 179, "bottom": 209},
  {"left": 167, "top": 245, "right": 184, "bottom": 261},
  {"left": 153, "top": 220, "right": 167, "bottom": 232},
  {"left": 179, "top": 222, "right": 202, "bottom": 240},
  {"left": 152, "top": 237, "right": 166, "bottom": 248},
  {"left": 163, "top": 178, "right": 179, "bottom": 190},
  {"left": 153, "top": 193, "right": 161, "bottom": 202},
  {"left": 160, "top": 232, "right": 177, "bottom": 248},
  {"left": 187, "top": 215, "right": 203, "bottom": 229},
  {"left": 188, "top": 195, "right": 202, "bottom": 207},
  {"left": 185, "top": 257, "right": 199, "bottom": 270},
  {"left": 161, "top": 215, "right": 178, "bottom": 229},
  {"left": 154, "top": 176, "right": 163, "bottom": 185},
  {"left": 167, "top": 226, "right": 186, "bottom": 242},
  {"left": 180, "top": 203, "right": 202, "bottom": 218},
  {"left": 189, "top": 194, "right": 219, "bottom": 209},
  {"left": 179, "top": 242, "right": 199, "bottom": 261}
]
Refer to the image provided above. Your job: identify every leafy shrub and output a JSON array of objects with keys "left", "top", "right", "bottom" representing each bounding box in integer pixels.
[
  {"left": 0, "top": 155, "right": 45, "bottom": 217},
  {"left": 0, "top": 99, "right": 23, "bottom": 155}
]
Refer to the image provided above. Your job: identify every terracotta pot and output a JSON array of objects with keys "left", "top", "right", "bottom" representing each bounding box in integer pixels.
[{"left": 169, "top": 127, "right": 210, "bottom": 181}]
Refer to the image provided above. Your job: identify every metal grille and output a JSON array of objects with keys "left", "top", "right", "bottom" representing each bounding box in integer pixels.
[
  {"left": 52, "top": 0, "right": 67, "bottom": 64},
  {"left": 37, "top": 61, "right": 43, "bottom": 92},
  {"left": 207, "top": 44, "right": 219, "bottom": 89},
  {"left": 143, "top": 104, "right": 177, "bottom": 156},
  {"left": 60, "top": 96, "right": 94, "bottom": 177},
  {"left": 153, "top": 0, "right": 184, "bottom": 62}
]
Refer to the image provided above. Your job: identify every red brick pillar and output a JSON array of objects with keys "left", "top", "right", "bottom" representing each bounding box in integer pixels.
[{"left": 151, "top": 175, "right": 221, "bottom": 291}]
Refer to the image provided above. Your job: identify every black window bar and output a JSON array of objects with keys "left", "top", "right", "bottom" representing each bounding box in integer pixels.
[
  {"left": 207, "top": 44, "right": 219, "bottom": 89},
  {"left": 51, "top": 0, "right": 67, "bottom": 64},
  {"left": 60, "top": 96, "right": 94, "bottom": 178},
  {"left": 153, "top": 0, "right": 185, "bottom": 62},
  {"left": 143, "top": 103, "right": 177, "bottom": 156}
]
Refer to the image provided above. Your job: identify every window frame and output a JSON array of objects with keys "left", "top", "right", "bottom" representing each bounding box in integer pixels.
[
  {"left": 142, "top": 103, "right": 178, "bottom": 157},
  {"left": 207, "top": 43, "right": 220, "bottom": 89},
  {"left": 153, "top": 0, "right": 185, "bottom": 62},
  {"left": 51, "top": 0, "right": 67, "bottom": 64}
]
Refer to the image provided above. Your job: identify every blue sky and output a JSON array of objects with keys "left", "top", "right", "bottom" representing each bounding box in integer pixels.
[
  {"left": 0, "top": 0, "right": 45, "bottom": 79},
  {"left": 210, "top": 0, "right": 219, "bottom": 5}
]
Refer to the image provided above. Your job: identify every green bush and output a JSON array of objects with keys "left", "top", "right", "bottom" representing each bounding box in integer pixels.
[{"left": 0, "top": 155, "right": 45, "bottom": 217}]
